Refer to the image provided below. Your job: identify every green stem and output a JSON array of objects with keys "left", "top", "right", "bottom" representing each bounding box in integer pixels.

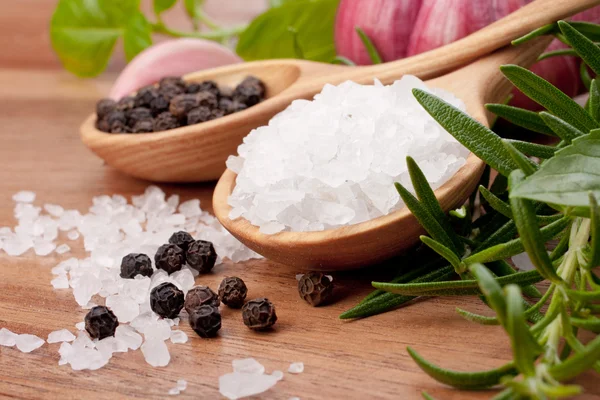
[{"left": 151, "top": 22, "right": 247, "bottom": 41}]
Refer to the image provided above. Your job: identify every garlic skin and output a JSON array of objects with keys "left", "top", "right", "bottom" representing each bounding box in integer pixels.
[
  {"left": 335, "top": 0, "right": 422, "bottom": 65},
  {"left": 109, "top": 38, "right": 242, "bottom": 100}
]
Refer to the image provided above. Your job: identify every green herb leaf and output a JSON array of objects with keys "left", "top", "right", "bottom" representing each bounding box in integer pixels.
[
  {"left": 153, "top": 0, "right": 177, "bottom": 15},
  {"left": 479, "top": 186, "right": 512, "bottom": 218},
  {"left": 571, "top": 317, "right": 600, "bottom": 333},
  {"left": 505, "top": 139, "right": 557, "bottom": 159},
  {"left": 485, "top": 104, "right": 555, "bottom": 136},
  {"left": 539, "top": 111, "right": 586, "bottom": 144},
  {"left": 589, "top": 193, "right": 600, "bottom": 269},
  {"left": 50, "top": 0, "right": 140, "bottom": 77},
  {"left": 488, "top": 260, "right": 543, "bottom": 299},
  {"left": 407, "top": 156, "right": 462, "bottom": 252},
  {"left": 565, "top": 288, "right": 600, "bottom": 302},
  {"left": 500, "top": 65, "right": 598, "bottom": 133},
  {"left": 470, "top": 264, "right": 508, "bottom": 324},
  {"left": 183, "top": 0, "right": 203, "bottom": 19},
  {"left": 511, "top": 22, "right": 557, "bottom": 46},
  {"left": 123, "top": 12, "right": 152, "bottom": 61},
  {"left": 502, "top": 140, "right": 538, "bottom": 176},
  {"left": 236, "top": 0, "right": 339, "bottom": 62},
  {"left": 395, "top": 182, "right": 458, "bottom": 254},
  {"left": 421, "top": 392, "right": 437, "bottom": 400},
  {"left": 559, "top": 21, "right": 600, "bottom": 75},
  {"left": 407, "top": 347, "right": 517, "bottom": 389},
  {"left": 420, "top": 236, "right": 463, "bottom": 273},
  {"left": 511, "top": 131, "right": 600, "bottom": 208},
  {"left": 550, "top": 334, "right": 600, "bottom": 381},
  {"left": 580, "top": 62, "right": 593, "bottom": 91},
  {"left": 538, "top": 48, "right": 579, "bottom": 61},
  {"left": 355, "top": 27, "right": 382, "bottom": 64},
  {"left": 568, "top": 21, "right": 600, "bottom": 41},
  {"left": 456, "top": 308, "right": 500, "bottom": 325},
  {"left": 590, "top": 79, "right": 600, "bottom": 123},
  {"left": 413, "top": 89, "right": 518, "bottom": 176},
  {"left": 372, "top": 270, "right": 543, "bottom": 297},
  {"left": 331, "top": 55, "right": 356, "bottom": 66},
  {"left": 509, "top": 170, "right": 564, "bottom": 283}
]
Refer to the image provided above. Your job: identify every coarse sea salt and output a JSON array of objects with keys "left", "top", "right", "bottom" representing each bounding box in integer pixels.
[
  {"left": 227, "top": 76, "right": 469, "bottom": 234},
  {"left": 288, "top": 362, "right": 304, "bottom": 374},
  {"left": 47, "top": 329, "right": 76, "bottom": 343}
]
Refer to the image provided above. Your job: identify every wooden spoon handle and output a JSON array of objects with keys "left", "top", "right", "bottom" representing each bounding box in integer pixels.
[{"left": 325, "top": 0, "right": 599, "bottom": 85}]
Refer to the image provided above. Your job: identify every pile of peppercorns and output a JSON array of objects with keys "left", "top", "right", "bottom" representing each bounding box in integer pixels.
[
  {"left": 95, "top": 76, "right": 266, "bottom": 134},
  {"left": 84, "top": 230, "right": 277, "bottom": 341}
]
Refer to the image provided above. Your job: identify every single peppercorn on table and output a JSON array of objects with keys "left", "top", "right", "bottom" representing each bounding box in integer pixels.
[{"left": 1, "top": 70, "right": 600, "bottom": 399}]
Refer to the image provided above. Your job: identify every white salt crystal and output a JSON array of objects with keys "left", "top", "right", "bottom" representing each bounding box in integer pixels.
[
  {"left": 51, "top": 274, "right": 70, "bottom": 289},
  {"left": 115, "top": 325, "right": 143, "bottom": 350},
  {"left": 289, "top": 397, "right": 301, "bottom": 400},
  {"left": 232, "top": 358, "right": 265, "bottom": 375},
  {"left": 168, "top": 388, "right": 180, "bottom": 396},
  {"left": 34, "top": 241, "right": 56, "bottom": 256},
  {"left": 288, "top": 362, "right": 304, "bottom": 374},
  {"left": 13, "top": 191, "right": 36, "bottom": 203},
  {"left": 512, "top": 252, "right": 536, "bottom": 271},
  {"left": 219, "top": 372, "right": 279, "bottom": 400},
  {"left": 122, "top": 277, "right": 151, "bottom": 304},
  {"left": 0, "top": 328, "right": 18, "bottom": 346},
  {"left": 44, "top": 204, "right": 64, "bottom": 217},
  {"left": 47, "top": 329, "right": 76, "bottom": 343},
  {"left": 171, "top": 268, "right": 195, "bottom": 294},
  {"left": 16, "top": 334, "right": 45, "bottom": 353},
  {"left": 170, "top": 330, "right": 188, "bottom": 344},
  {"left": 177, "top": 379, "right": 187, "bottom": 391},
  {"left": 2, "top": 233, "right": 33, "bottom": 256},
  {"left": 141, "top": 339, "right": 170, "bottom": 367},
  {"left": 271, "top": 370, "right": 284, "bottom": 381},
  {"left": 73, "top": 272, "right": 102, "bottom": 306},
  {"left": 143, "top": 319, "right": 171, "bottom": 341},
  {"left": 67, "top": 230, "right": 80, "bottom": 240},
  {"left": 55, "top": 244, "right": 71, "bottom": 254},
  {"left": 295, "top": 274, "right": 304, "bottom": 281},
  {"left": 106, "top": 294, "right": 140, "bottom": 323},
  {"left": 179, "top": 199, "right": 201, "bottom": 217},
  {"left": 58, "top": 342, "right": 73, "bottom": 365},
  {"left": 75, "top": 322, "right": 85, "bottom": 331},
  {"left": 73, "top": 331, "right": 95, "bottom": 349}
]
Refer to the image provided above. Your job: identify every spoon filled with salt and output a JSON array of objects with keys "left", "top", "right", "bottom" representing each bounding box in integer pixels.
[
  {"left": 79, "top": 0, "right": 596, "bottom": 183},
  {"left": 212, "top": 36, "right": 553, "bottom": 271}
]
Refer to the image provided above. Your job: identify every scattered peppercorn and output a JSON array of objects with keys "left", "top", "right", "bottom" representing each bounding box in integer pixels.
[
  {"left": 85, "top": 306, "right": 119, "bottom": 340},
  {"left": 120, "top": 253, "right": 153, "bottom": 279},
  {"left": 184, "top": 285, "right": 220, "bottom": 314},
  {"left": 298, "top": 272, "right": 334, "bottom": 306},
  {"left": 218, "top": 277, "right": 247, "bottom": 308},
  {"left": 186, "top": 240, "right": 217, "bottom": 273},
  {"left": 242, "top": 298, "right": 277, "bottom": 330},
  {"left": 153, "top": 112, "right": 180, "bottom": 132},
  {"left": 154, "top": 243, "right": 184, "bottom": 274},
  {"left": 189, "top": 305, "right": 221, "bottom": 338},
  {"left": 95, "top": 75, "right": 265, "bottom": 134},
  {"left": 168, "top": 231, "right": 195, "bottom": 252},
  {"left": 187, "top": 106, "right": 212, "bottom": 125},
  {"left": 96, "top": 99, "right": 117, "bottom": 120},
  {"left": 150, "top": 282, "right": 185, "bottom": 319}
]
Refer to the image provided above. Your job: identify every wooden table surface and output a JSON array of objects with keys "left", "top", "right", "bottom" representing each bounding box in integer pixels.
[{"left": 0, "top": 69, "right": 599, "bottom": 400}]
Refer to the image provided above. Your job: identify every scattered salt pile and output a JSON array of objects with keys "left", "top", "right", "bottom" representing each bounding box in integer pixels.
[
  {"left": 0, "top": 186, "right": 261, "bottom": 371},
  {"left": 227, "top": 76, "right": 469, "bottom": 234},
  {"left": 168, "top": 379, "right": 188, "bottom": 396},
  {"left": 220, "top": 358, "right": 300, "bottom": 399}
]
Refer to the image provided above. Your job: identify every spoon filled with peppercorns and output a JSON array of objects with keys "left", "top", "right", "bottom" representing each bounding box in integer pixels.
[{"left": 80, "top": 0, "right": 593, "bottom": 183}]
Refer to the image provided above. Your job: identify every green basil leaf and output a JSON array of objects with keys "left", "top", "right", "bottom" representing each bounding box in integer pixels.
[
  {"left": 407, "top": 156, "right": 462, "bottom": 252},
  {"left": 505, "top": 140, "right": 556, "bottom": 159},
  {"left": 538, "top": 112, "right": 586, "bottom": 144},
  {"left": 485, "top": 104, "right": 555, "bottom": 136},
  {"left": 502, "top": 140, "right": 538, "bottom": 176},
  {"left": 123, "top": 12, "right": 152, "bottom": 61},
  {"left": 590, "top": 79, "right": 600, "bottom": 123},
  {"left": 589, "top": 193, "right": 600, "bottom": 269},
  {"left": 355, "top": 27, "right": 382, "bottom": 64},
  {"left": 413, "top": 89, "right": 518, "bottom": 176},
  {"left": 559, "top": 21, "right": 600, "bottom": 75},
  {"left": 153, "top": 0, "right": 176, "bottom": 15},
  {"left": 50, "top": 0, "right": 140, "bottom": 77},
  {"left": 236, "top": 0, "right": 339, "bottom": 62},
  {"left": 511, "top": 131, "right": 600, "bottom": 208},
  {"left": 550, "top": 333, "right": 600, "bottom": 381},
  {"left": 500, "top": 65, "right": 598, "bottom": 133},
  {"left": 407, "top": 347, "right": 517, "bottom": 389}
]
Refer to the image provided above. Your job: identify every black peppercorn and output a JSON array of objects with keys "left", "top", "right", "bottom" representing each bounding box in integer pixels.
[
  {"left": 85, "top": 306, "right": 119, "bottom": 340},
  {"left": 298, "top": 272, "right": 334, "bottom": 306},
  {"left": 210, "top": 108, "right": 225, "bottom": 120},
  {"left": 197, "top": 91, "right": 218, "bottom": 109},
  {"left": 168, "top": 231, "right": 195, "bottom": 252},
  {"left": 150, "top": 95, "right": 170, "bottom": 116},
  {"left": 189, "top": 305, "right": 221, "bottom": 338},
  {"left": 131, "top": 119, "right": 154, "bottom": 133},
  {"left": 155, "top": 243, "right": 184, "bottom": 274},
  {"left": 219, "top": 98, "right": 248, "bottom": 115},
  {"left": 242, "top": 298, "right": 277, "bottom": 330},
  {"left": 185, "top": 82, "right": 201, "bottom": 94},
  {"left": 184, "top": 285, "right": 220, "bottom": 314},
  {"left": 150, "top": 282, "right": 185, "bottom": 319},
  {"left": 187, "top": 106, "right": 212, "bottom": 125},
  {"left": 170, "top": 94, "right": 200, "bottom": 119},
  {"left": 96, "top": 98, "right": 117, "bottom": 120},
  {"left": 107, "top": 110, "right": 126, "bottom": 127},
  {"left": 220, "top": 86, "right": 234, "bottom": 99},
  {"left": 135, "top": 86, "right": 159, "bottom": 108},
  {"left": 117, "top": 96, "right": 136, "bottom": 112},
  {"left": 120, "top": 253, "right": 153, "bottom": 279},
  {"left": 110, "top": 121, "right": 130, "bottom": 133},
  {"left": 186, "top": 240, "right": 217, "bottom": 273},
  {"left": 126, "top": 107, "right": 153, "bottom": 127},
  {"left": 153, "top": 112, "right": 180, "bottom": 132},
  {"left": 159, "top": 76, "right": 186, "bottom": 90},
  {"left": 233, "top": 76, "right": 266, "bottom": 107},
  {"left": 218, "top": 277, "right": 247, "bottom": 308},
  {"left": 158, "top": 83, "right": 185, "bottom": 101},
  {"left": 198, "top": 80, "right": 220, "bottom": 97},
  {"left": 96, "top": 118, "right": 110, "bottom": 132}
]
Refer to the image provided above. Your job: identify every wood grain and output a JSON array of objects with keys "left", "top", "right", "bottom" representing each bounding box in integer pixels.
[{"left": 1, "top": 69, "right": 599, "bottom": 400}]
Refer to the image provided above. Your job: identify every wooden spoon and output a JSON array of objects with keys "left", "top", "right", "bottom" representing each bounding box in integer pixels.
[
  {"left": 212, "top": 37, "right": 553, "bottom": 271},
  {"left": 80, "top": 0, "right": 596, "bottom": 183}
]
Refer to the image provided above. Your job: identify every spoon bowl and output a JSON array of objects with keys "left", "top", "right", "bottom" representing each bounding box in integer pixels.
[
  {"left": 212, "top": 37, "right": 552, "bottom": 271},
  {"left": 80, "top": 0, "right": 595, "bottom": 182}
]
